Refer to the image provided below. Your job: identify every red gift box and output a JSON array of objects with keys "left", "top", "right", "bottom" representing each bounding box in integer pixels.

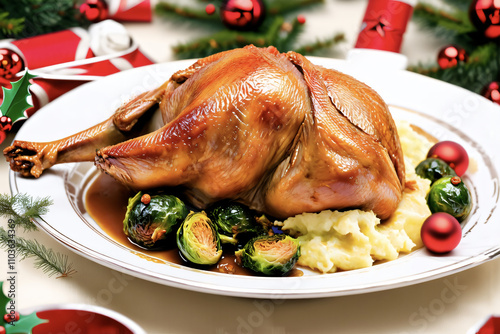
[{"left": 1, "top": 20, "right": 154, "bottom": 114}]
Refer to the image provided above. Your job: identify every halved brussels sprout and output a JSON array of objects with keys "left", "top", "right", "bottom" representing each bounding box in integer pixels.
[
  {"left": 415, "top": 158, "right": 457, "bottom": 184},
  {"left": 235, "top": 234, "right": 301, "bottom": 276},
  {"left": 207, "top": 201, "right": 266, "bottom": 244},
  {"left": 123, "top": 192, "right": 188, "bottom": 249},
  {"left": 427, "top": 176, "right": 472, "bottom": 222},
  {"left": 177, "top": 211, "right": 222, "bottom": 265}
]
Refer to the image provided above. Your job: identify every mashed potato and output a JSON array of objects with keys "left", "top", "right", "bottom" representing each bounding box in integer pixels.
[{"left": 276, "top": 121, "right": 434, "bottom": 273}]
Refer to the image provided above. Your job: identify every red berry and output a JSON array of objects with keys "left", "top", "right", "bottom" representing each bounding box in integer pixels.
[
  {"left": 421, "top": 212, "right": 462, "bottom": 254},
  {"left": 427, "top": 141, "right": 469, "bottom": 176},
  {"left": 0, "top": 115, "right": 12, "bottom": 132},
  {"left": 297, "top": 15, "right": 306, "bottom": 24},
  {"left": 3, "top": 311, "right": 19, "bottom": 323}
]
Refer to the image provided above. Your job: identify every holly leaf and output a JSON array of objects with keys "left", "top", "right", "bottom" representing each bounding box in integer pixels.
[
  {"left": 0, "top": 71, "right": 37, "bottom": 124},
  {"left": 0, "top": 282, "right": 10, "bottom": 316},
  {"left": 5, "top": 312, "right": 47, "bottom": 334}
]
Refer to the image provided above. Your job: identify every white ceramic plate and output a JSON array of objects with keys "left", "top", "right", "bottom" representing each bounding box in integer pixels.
[{"left": 9, "top": 58, "right": 500, "bottom": 299}]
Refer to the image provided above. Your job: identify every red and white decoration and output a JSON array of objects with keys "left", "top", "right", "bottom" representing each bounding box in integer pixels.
[
  {"left": 0, "top": 20, "right": 154, "bottom": 115},
  {"left": 354, "top": 0, "right": 416, "bottom": 53},
  {"left": 80, "top": 0, "right": 152, "bottom": 23}
]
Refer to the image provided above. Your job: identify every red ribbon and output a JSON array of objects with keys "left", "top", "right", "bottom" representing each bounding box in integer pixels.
[{"left": 354, "top": 0, "right": 414, "bottom": 53}]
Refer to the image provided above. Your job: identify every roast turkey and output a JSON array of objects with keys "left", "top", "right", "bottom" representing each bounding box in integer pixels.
[{"left": 4, "top": 45, "right": 405, "bottom": 219}]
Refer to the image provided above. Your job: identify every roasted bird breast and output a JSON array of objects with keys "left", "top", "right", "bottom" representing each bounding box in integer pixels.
[{"left": 4, "top": 45, "right": 405, "bottom": 219}]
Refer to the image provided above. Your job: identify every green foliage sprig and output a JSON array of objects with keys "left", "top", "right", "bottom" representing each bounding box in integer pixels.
[
  {"left": 0, "top": 0, "right": 86, "bottom": 39},
  {"left": 0, "top": 193, "right": 76, "bottom": 278}
]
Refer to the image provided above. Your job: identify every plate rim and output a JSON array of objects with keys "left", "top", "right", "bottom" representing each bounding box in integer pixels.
[{"left": 8, "top": 57, "right": 500, "bottom": 299}]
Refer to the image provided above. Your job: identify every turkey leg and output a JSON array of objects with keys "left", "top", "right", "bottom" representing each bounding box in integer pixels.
[{"left": 3, "top": 82, "right": 169, "bottom": 178}]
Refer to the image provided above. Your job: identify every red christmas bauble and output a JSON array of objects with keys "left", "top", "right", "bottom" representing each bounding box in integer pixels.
[
  {"left": 469, "top": 0, "right": 500, "bottom": 39},
  {"left": 206, "top": 4, "right": 216, "bottom": 15},
  {"left": 427, "top": 141, "right": 469, "bottom": 176},
  {"left": 0, "top": 131, "right": 5, "bottom": 145},
  {"left": 80, "top": 0, "right": 109, "bottom": 22},
  {"left": 0, "top": 49, "right": 24, "bottom": 81},
  {"left": 481, "top": 81, "right": 500, "bottom": 104},
  {"left": 0, "top": 116, "right": 12, "bottom": 132},
  {"left": 437, "top": 45, "right": 468, "bottom": 69},
  {"left": 0, "top": 326, "right": 5, "bottom": 334},
  {"left": 421, "top": 213, "right": 462, "bottom": 254},
  {"left": 220, "top": 0, "right": 266, "bottom": 31}
]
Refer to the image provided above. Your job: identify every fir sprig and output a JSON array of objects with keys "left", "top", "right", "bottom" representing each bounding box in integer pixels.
[
  {"left": 0, "top": 193, "right": 52, "bottom": 231},
  {"left": 0, "top": 193, "right": 76, "bottom": 278},
  {"left": 0, "top": 0, "right": 85, "bottom": 39},
  {"left": 0, "top": 11, "right": 24, "bottom": 37},
  {"left": 0, "top": 228, "right": 76, "bottom": 278}
]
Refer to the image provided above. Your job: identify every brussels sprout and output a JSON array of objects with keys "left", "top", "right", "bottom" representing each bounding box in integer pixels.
[
  {"left": 427, "top": 176, "right": 472, "bottom": 222},
  {"left": 415, "top": 158, "right": 457, "bottom": 184},
  {"left": 235, "top": 234, "right": 301, "bottom": 276},
  {"left": 177, "top": 211, "right": 222, "bottom": 265},
  {"left": 123, "top": 192, "right": 188, "bottom": 249},
  {"left": 207, "top": 201, "right": 266, "bottom": 244}
]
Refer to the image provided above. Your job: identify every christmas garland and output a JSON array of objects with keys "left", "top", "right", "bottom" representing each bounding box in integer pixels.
[
  {"left": 155, "top": 0, "right": 345, "bottom": 59},
  {"left": 0, "top": 0, "right": 86, "bottom": 39},
  {"left": 409, "top": 0, "right": 500, "bottom": 103}
]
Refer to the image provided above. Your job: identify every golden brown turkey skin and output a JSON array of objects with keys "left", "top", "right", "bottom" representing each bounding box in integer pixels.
[
  {"left": 95, "top": 46, "right": 404, "bottom": 219},
  {"left": 95, "top": 46, "right": 312, "bottom": 208},
  {"left": 4, "top": 45, "right": 405, "bottom": 220}
]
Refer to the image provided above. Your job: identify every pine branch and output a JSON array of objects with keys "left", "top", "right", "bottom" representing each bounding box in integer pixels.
[
  {"left": 440, "top": 0, "right": 472, "bottom": 12},
  {"left": 0, "top": 193, "right": 52, "bottom": 231},
  {"left": 408, "top": 43, "right": 500, "bottom": 94},
  {"left": 0, "top": 0, "right": 85, "bottom": 39},
  {"left": 274, "top": 18, "right": 305, "bottom": 51},
  {"left": 412, "top": 2, "right": 477, "bottom": 46},
  {"left": 155, "top": 2, "right": 221, "bottom": 23},
  {"left": 265, "top": 0, "right": 324, "bottom": 15},
  {"left": 0, "top": 11, "right": 25, "bottom": 37},
  {"left": 0, "top": 227, "right": 76, "bottom": 278},
  {"left": 295, "top": 32, "right": 345, "bottom": 55}
]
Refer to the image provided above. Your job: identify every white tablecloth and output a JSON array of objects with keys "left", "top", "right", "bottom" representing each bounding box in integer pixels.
[{"left": 2, "top": 1, "right": 498, "bottom": 333}]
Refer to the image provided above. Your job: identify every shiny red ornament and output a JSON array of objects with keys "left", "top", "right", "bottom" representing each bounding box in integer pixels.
[
  {"left": 0, "top": 49, "right": 24, "bottom": 82},
  {"left": 427, "top": 141, "right": 469, "bottom": 176},
  {"left": 437, "top": 45, "right": 468, "bottom": 69},
  {"left": 80, "top": 0, "right": 109, "bottom": 22},
  {"left": 220, "top": 0, "right": 266, "bottom": 31},
  {"left": 297, "top": 15, "right": 306, "bottom": 25},
  {"left": 0, "top": 116, "right": 12, "bottom": 132},
  {"left": 469, "top": 0, "right": 500, "bottom": 39},
  {"left": 206, "top": 4, "right": 216, "bottom": 15},
  {"left": 0, "top": 131, "right": 5, "bottom": 145},
  {"left": 421, "top": 213, "right": 462, "bottom": 254},
  {"left": 481, "top": 81, "right": 500, "bottom": 105}
]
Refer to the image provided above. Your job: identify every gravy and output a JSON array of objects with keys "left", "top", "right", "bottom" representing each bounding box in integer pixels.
[{"left": 85, "top": 173, "right": 303, "bottom": 276}]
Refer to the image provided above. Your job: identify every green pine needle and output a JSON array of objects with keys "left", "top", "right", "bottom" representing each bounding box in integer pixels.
[
  {"left": 0, "top": 228, "right": 76, "bottom": 278},
  {"left": 0, "top": 193, "right": 52, "bottom": 231},
  {"left": 0, "top": 0, "right": 85, "bottom": 39}
]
